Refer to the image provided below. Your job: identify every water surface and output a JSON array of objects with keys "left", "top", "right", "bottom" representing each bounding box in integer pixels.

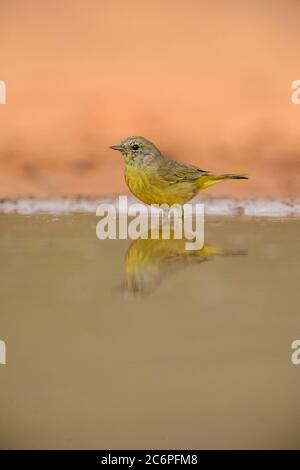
[{"left": 0, "top": 215, "right": 299, "bottom": 449}]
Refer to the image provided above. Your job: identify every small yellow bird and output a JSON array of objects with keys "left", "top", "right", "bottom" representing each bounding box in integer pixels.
[{"left": 110, "top": 136, "right": 247, "bottom": 205}]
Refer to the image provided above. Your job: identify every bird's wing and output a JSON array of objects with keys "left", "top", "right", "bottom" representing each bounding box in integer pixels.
[{"left": 159, "top": 158, "right": 210, "bottom": 184}]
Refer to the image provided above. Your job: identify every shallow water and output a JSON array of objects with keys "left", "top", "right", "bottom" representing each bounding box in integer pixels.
[{"left": 0, "top": 214, "right": 299, "bottom": 449}]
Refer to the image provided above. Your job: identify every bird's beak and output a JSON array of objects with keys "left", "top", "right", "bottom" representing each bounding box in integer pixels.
[{"left": 109, "top": 144, "right": 123, "bottom": 152}]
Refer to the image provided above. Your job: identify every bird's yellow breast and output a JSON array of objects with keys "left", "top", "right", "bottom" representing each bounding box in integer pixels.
[{"left": 124, "top": 164, "right": 196, "bottom": 205}]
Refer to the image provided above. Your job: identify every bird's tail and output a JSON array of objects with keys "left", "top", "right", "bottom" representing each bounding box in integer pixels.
[
  {"left": 197, "top": 173, "right": 248, "bottom": 190},
  {"left": 218, "top": 173, "right": 248, "bottom": 180}
]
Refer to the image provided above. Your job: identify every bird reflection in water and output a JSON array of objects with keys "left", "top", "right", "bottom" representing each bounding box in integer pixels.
[{"left": 121, "top": 229, "right": 247, "bottom": 295}]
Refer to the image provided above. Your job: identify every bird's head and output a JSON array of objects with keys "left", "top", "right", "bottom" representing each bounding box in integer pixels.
[{"left": 110, "top": 136, "right": 161, "bottom": 163}]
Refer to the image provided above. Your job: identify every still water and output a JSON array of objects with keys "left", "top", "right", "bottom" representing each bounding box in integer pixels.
[{"left": 0, "top": 214, "right": 299, "bottom": 449}]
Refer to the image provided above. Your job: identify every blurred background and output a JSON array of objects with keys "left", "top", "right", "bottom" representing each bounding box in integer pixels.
[{"left": 0, "top": 0, "right": 300, "bottom": 198}]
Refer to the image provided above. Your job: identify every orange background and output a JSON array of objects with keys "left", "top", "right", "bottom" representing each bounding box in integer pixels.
[{"left": 0, "top": 0, "right": 300, "bottom": 198}]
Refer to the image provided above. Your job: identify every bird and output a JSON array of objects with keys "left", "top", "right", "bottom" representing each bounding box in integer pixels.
[{"left": 110, "top": 136, "right": 247, "bottom": 206}]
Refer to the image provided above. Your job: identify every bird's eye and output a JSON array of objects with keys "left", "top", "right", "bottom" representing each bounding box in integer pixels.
[{"left": 132, "top": 144, "right": 140, "bottom": 151}]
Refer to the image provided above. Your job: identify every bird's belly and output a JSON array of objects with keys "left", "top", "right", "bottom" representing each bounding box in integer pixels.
[{"left": 125, "top": 166, "right": 196, "bottom": 205}]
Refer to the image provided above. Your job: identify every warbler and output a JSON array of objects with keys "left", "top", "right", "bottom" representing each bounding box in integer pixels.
[{"left": 110, "top": 136, "right": 247, "bottom": 205}]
